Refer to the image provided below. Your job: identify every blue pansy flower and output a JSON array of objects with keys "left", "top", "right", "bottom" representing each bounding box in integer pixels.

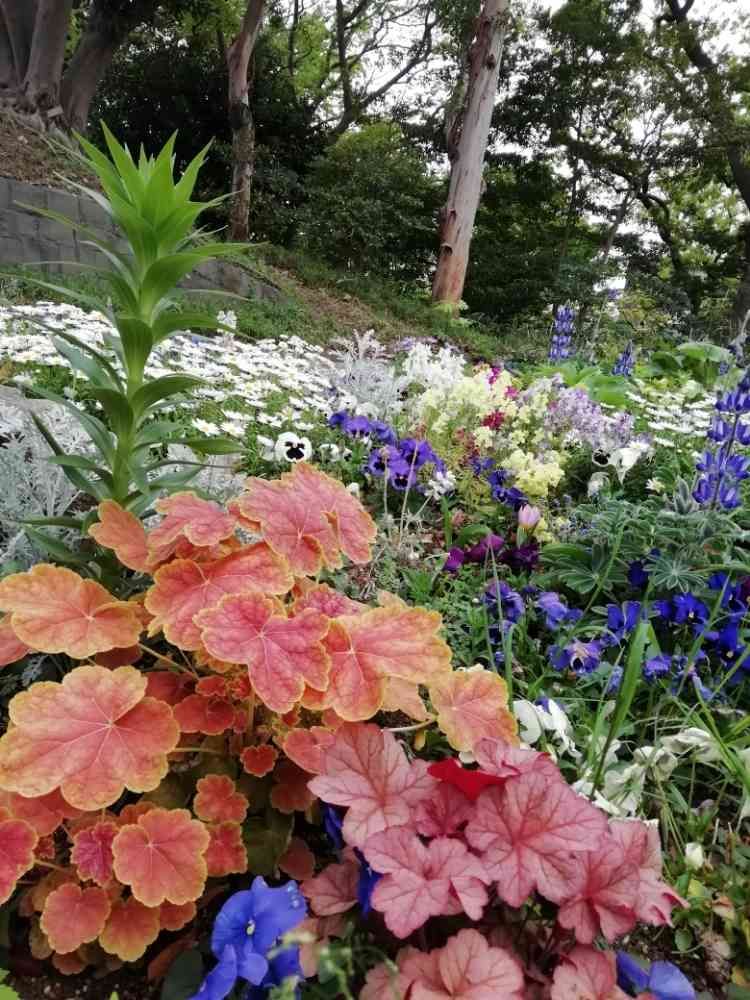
[
  {"left": 606, "top": 601, "right": 642, "bottom": 642},
  {"left": 550, "top": 637, "right": 605, "bottom": 675},
  {"left": 616, "top": 952, "right": 695, "bottom": 1000},
  {"left": 245, "top": 948, "right": 306, "bottom": 1000},
  {"left": 483, "top": 581, "right": 525, "bottom": 622},
  {"left": 643, "top": 653, "right": 672, "bottom": 682},
  {"left": 672, "top": 593, "right": 709, "bottom": 626},
  {"left": 370, "top": 420, "right": 398, "bottom": 446},
  {"left": 327, "top": 410, "right": 348, "bottom": 429},
  {"left": 343, "top": 414, "right": 372, "bottom": 437},
  {"left": 189, "top": 878, "right": 307, "bottom": 1000},
  {"left": 536, "top": 592, "right": 581, "bottom": 629},
  {"left": 353, "top": 848, "right": 382, "bottom": 916}
]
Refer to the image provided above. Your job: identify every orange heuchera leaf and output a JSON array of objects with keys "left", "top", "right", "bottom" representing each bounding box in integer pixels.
[
  {"left": 281, "top": 728, "right": 335, "bottom": 775},
  {"left": 429, "top": 668, "right": 518, "bottom": 753},
  {"left": 0, "top": 565, "right": 142, "bottom": 659},
  {"left": 71, "top": 821, "right": 118, "bottom": 886},
  {"left": 145, "top": 671, "right": 193, "bottom": 706},
  {"left": 150, "top": 492, "right": 238, "bottom": 550},
  {"left": 112, "top": 807, "right": 209, "bottom": 907},
  {"left": 198, "top": 593, "right": 330, "bottom": 714},
  {"left": 99, "top": 897, "right": 161, "bottom": 962},
  {"left": 292, "top": 585, "right": 365, "bottom": 618},
  {"left": 173, "top": 693, "right": 235, "bottom": 735},
  {"left": 230, "top": 479, "right": 342, "bottom": 576},
  {"left": 29, "top": 869, "right": 76, "bottom": 912},
  {"left": 285, "top": 463, "right": 376, "bottom": 565},
  {"left": 52, "top": 951, "right": 87, "bottom": 975},
  {"left": 270, "top": 760, "right": 316, "bottom": 814},
  {"left": 118, "top": 801, "right": 157, "bottom": 826},
  {"left": 196, "top": 676, "right": 228, "bottom": 697},
  {"left": 382, "top": 677, "right": 428, "bottom": 722},
  {"left": 0, "top": 665, "right": 180, "bottom": 810},
  {"left": 88, "top": 501, "right": 150, "bottom": 572},
  {"left": 159, "top": 900, "right": 196, "bottom": 932},
  {"left": 205, "top": 822, "right": 247, "bottom": 877},
  {"left": 323, "top": 607, "right": 452, "bottom": 721},
  {"left": 194, "top": 775, "right": 248, "bottom": 824},
  {"left": 94, "top": 644, "right": 142, "bottom": 668},
  {"left": 40, "top": 884, "right": 110, "bottom": 955},
  {"left": 0, "top": 789, "right": 67, "bottom": 837},
  {"left": 240, "top": 744, "right": 278, "bottom": 777},
  {"left": 279, "top": 836, "right": 316, "bottom": 881},
  {"left": 0, "top": 817, "right": 37, "bottom": 903},
  {"left": 145, "top": 545, "right": 293, "bottom": 650},
  {"left": 0, "top": 615, "right": 30, "bottom": 667}
]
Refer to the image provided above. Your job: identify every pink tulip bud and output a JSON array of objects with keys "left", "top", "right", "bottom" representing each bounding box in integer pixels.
[{"left": 518, "top": 505, "right": 541, "bottom": 531}]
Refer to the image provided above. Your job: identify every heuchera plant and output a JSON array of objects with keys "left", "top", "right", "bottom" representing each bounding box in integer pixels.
[{"left": 0, "top": 465, "right": 685, "bottom": 995}]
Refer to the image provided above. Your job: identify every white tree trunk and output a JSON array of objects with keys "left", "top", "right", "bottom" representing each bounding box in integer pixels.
[{"left": 432, "top": 0, "right": 510, "bottom": 308}]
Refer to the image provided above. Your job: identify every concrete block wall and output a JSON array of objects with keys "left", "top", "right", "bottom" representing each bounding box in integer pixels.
[
  {"left": 0, "top": 176, "right": 128, "bottom": 274},
  {"left": 0, "top": 176, "right": 284, "bottom": 301}
]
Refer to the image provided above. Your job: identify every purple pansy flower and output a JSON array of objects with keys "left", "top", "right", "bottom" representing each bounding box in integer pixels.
[
  {"left": 550, "top": 637, "right": 605, "bottom": 675},
  {"left": 616, "top": 952, "right": 694, "bottom": 1000}
]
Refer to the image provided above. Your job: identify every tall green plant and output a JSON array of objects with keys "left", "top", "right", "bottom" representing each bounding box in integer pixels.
[{"left": 20, "top": 125, "right": 242, "bottom": 543}]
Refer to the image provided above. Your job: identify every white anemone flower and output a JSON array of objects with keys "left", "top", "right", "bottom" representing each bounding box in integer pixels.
[{"left": 274, "top": 432, "right": 312, "bottom": 464}]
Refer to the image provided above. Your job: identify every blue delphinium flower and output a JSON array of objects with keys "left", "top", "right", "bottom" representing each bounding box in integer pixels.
[
  {"left": 189, "top": 878, "right": 307, "bottom": 1000},
  {"left": 693, "top": 372, "right": 750, "bottom": 511},
  {"left": 549, "top": 305, "right": 575, "bottom": 361},
  {"left": 612, "top": 341, "right": 636, "bottom": 377},
  {"left": 550, "top": 637, "right": 605, "bottom": 675},
  {"left": 616, "top": 952, "right": 695, "bottom": 1000},
  {"left": 536, "top": 591, "right": 581, "bottom": 629}
]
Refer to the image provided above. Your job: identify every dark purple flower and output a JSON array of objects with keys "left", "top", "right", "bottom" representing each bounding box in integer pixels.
[
  {"left": 387, "top": 456, "right": 417, "bottom": 491},
  {"left": 616, "top": 952, "right": 694, "bottom": 1000},
  {"left": 444, "top": 547, "right": 467, "bottom": 573},
  {"left": 627, "top": 560, "right": 649, "bottom": 589},
  {"left": 323, "top": 804, "right": 344, "bottom": 851},
  {"left": 471, "top": 456, "right": 496, "bottom": 477},
  {"left": 712, "top": 620, "right": 746, "bottom": 664},
  {"left": 499, "top": 540, "right": 540, "bottom": 573},
  {"left": 466, "top": 533, "right": 504, "bottom": 563}
]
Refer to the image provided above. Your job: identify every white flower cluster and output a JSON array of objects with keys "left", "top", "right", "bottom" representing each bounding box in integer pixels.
[
  {"left": 626, "top": 379, "right": 714, "bottom": 451},
  {"left": 0, "top": 302, "right": 336, "bottom": 439},
  {"left": 401, "top": 341, "right": 467, "bottom": 393}
]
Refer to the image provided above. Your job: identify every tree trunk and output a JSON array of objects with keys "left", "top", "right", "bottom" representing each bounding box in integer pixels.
[
  {"left": 21, "top": 0, "right": 73, "bottom": 113},
  {"left": 226, "top": 0, "right": 265, "bottom": 242},
  {"left": 0, "top": 0, "right": 36, "bottom": 96},
  {"left": 0, "top": 14, "right": 17, "bottom": 92},
  {"left": 432, "top": 0, "right": 510, "bottom": 309}
]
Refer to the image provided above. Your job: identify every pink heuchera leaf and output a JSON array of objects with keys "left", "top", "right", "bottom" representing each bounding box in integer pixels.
[
  {"left": 307, "top": 724, "right": 437, "bottom": 847},
  {"left": 474, "top": 737, "right": 559, "bottom": 779},
  {"left": 610, "top": 820, "right": 686, "bottom": 926},
  {"left": 281, "top": 727, "right": 335, "bottom": 774},
  {"left": 413, "top": 783, "right": 474, "bottom": 839},
  {"left": 0, "top": 615, "right": 30, "bottom": 667},
  {"left": 150, "top": 492, "right": 237, "bottom": 550},
  {"left": 40, "top": 883, "right": 110, "bottom": 955},
  {"left": 411, "top": 928, "right": 525, "bottom": 1000},
  {"left": 196, "top": 593, "right": 330, "bottom": 714},
  {"left": 551, "top": 946, "right": 630, "bottom": 1000},
  {"left": 0, "top": 817, "right": 37, "bottom": 904},
  {"left": 303, "top": 853, "right": 359, "bottom": 915},
  {"left": 145, "top": 544, "right": 293, "bottom": 650},
  {"left": 292, "top": 584, "right": 365, "bottom": 618},
  {"left": 88, "top": 501, "right": 150, "bottom": 572},
  {"left": 364, "top": 829, "right": 489, "bottom": 937},
  {"left": 556, "top": 831, "right": 639, "bottom": 943},
  {"left": 278, "top": 836, "right": 316, "bottom": 881},
  {"left": 0, "top": 790, "right": 68, "bottom": 837},
  {"left": 430, "top": 669, "right": 518, "bottom": 752},
  {"left": 381, "top": 677, "right": 428, "bottom": 722},
  {"left": 173, "top": 693, "right": 235, "bottom": 735},
  {"left": 70, "top": 821, "right": 118, "bottom": 886},
  {"left": 465, "top": 770, "right": 608, "bottom": 908}
]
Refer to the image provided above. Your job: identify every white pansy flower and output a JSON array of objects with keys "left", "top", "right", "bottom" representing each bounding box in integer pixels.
[
  {"left": 587, "top": 471, "right": 609, "bottom": 496},
  {"left": 661, "top": 727, "right": 721, "bottom": 763},
  {"left": 274, "top": 432, "right": 312, "bottom": 463},
  {"left": 255, "top": 434, "right": 275, "bottom": 460},
  {"left": 346, "top": 483, "right": 360, "bottom": 496},
  {"left": 608, "top": 440, "right": 651, "bottom": 483},
  {"left": 317, "top": 443, "right": 342, "bottom": 462},
  {"left": 513, "top": 698, "right": 580, "bottom": 759},
  {"left": 685, "top": 843, "right": 705, "bottom": 870},
  {"left": 646, "top": 477, "right": 665, "bottom": 493}
]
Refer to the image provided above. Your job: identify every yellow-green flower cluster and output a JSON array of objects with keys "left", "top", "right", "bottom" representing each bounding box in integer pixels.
[
  {"left": 503, "top": 448, "right": 565, "bottom": 498},
  {"left": 414, "top": 366, "right": 516, "bottom": 438}
]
